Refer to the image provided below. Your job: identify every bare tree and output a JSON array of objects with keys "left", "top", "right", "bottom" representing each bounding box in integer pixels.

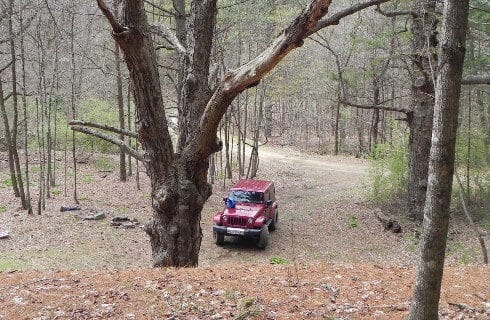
[{"left": 72, "top": 0, "right": 390, "bottom": 267}]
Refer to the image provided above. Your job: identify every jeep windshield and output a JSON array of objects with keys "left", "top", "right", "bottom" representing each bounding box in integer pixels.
[{"left": 229, "top": 190, "right": 264, "bottom": 204}]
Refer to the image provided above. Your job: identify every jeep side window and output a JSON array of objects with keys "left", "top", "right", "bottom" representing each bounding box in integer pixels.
[{"left": 229, "top": 190, "right": 264, "bottom": 204}]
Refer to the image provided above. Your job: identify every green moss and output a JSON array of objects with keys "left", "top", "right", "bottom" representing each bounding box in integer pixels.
[
  {"left": 0, "top": 256, "right": 28, "bottom": 272},
  {"left": 82, "top": 173, "right": 94, "bottom": 183},
  {"left": 95, "top": 157, "right": 115, "bottom": 170},
  {"left": 347, "top": 215, "right": 358, "bottom": 228},
  {"left": 2, "top": 178, "right": 13, "bottom": 187},
  {"left": 269, "top": 256, "right": 289, "bottom": 265},
  {"left": 51, "top": 188, "right": 61, "bottom": 196}
]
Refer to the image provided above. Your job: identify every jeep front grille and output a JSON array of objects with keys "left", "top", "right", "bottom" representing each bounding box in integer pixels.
[{"left": 228, "top": 216, "right": 247, "bottom": 227}]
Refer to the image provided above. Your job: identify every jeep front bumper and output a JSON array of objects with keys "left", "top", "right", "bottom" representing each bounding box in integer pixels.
[{"left": 213, "top": 225, "right": 261, "bottom": 237}]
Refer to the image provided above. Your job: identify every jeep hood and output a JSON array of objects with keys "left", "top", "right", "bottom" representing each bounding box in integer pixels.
[{"left": 223, "top": 204, "right": 264, "bottom": 218}]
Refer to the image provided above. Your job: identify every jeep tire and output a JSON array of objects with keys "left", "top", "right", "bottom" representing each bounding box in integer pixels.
[
  {"left": 257, "top": 225, "right": 269, "bottom": 249},
  {"left": 269, "top": 210, "right": 278, "bottom": 231},
  {"left": 214, "top": 229, "right": 225, "bottom": 246}
]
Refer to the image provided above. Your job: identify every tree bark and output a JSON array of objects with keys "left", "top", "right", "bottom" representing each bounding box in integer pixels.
[
  {"left": 8, "top": 0, "right": 26, "bottom": 207},
  {"left": 408, "top": 0, "right": 469, "bottom": 318},
  {"left": 19, "top": 10, "right": 32, "bottom": 214},
  {"left": 407, "top": 0, "right": 438, "bottom": 220},
  {"left": 0, "top": 77, "right": 20, "bottom": 199},
  {"left": 114, "top": 1, "right": 127, "bottom": 182}
]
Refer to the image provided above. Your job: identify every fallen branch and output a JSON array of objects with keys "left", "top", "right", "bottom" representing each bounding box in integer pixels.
[
  {"left": 374, "top": 209, "right": 402, "bottom": 233},
  {"left": 461, "top": 75, "right": 490, "bottom": 85},
  {"left": 448, "top": 302, "right": 486, "bottom": 313}
]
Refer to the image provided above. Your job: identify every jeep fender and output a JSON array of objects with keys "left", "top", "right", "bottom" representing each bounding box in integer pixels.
[
  {"left": 254, "top": 216, "right": 266, "bottom": 228},
  {"left": 213, "top": 213, "right": 222, "bottom": 224}
]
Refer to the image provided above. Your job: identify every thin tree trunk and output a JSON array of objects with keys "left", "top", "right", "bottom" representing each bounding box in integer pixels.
[
  {"left": 114, "top": 1, "right": 127, "bottom": 182},
  {"left": 455, "top": 172, "right": 488, "bottom": 264},
  {"left": 224, "top": 112, "right": 232, "bottom": 179},
  {"left": 334, "top": 102, "right": 340, "bottom": 155},
  {"left": 466, "top": 92, "right": 471, "bottom": 198},
  {"left": 70, "top": 13, "right": 79, "bottom": 204},
  {"left": 8, "top": 0, "right": 26, "bottom": 207},
  {"left": 0, "top": 78, "right": 20, "bottom": 199},
  {"left": 127, "top": 81, "right": 132, "bottom": 176},
  {"left": 408, "top": 1, "right": 470, "bottom": 318},
  {"left": 19, "top": 11, "right": 32, "bottom": 214},
  {"left": 35, "top": 98, "right": 44, "bottom": 215}
]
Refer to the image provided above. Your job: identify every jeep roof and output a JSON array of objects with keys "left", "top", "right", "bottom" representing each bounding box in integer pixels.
[{"left": 229, "top": 179, "right": 273, "bottom": 193}]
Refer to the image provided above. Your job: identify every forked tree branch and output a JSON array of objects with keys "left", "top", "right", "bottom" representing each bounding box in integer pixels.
[
  {"left": 0, "top": 60, "right": 13, "bottom": 74},
  {"left": 183, "top": 0, "right": 334, "bottom": 160},
  {"left": 71, "top": 126, "right": 145, "bottom": 162},
  {"left": 307, "top": 0, "right": 391, "bottom": 36},
  {"left": 96, "top": 0, "right": 126, "bottom": 34},
  {"left": 375, "top": 4, "right": 417, "bottom": 18},
  {"left": 151, "top": 23, "right": 187, "bottom": 55},
  {"left": 188, "top": 0, "right": 399, "bottom": 160},
  {"left": 69, "top": 120, "right": 139, "bottom": 138},
  {"left": 461, "top": 75, "right": 490, "bottom": 85},
  {"left": 143, "top": 0, "right": 185, "bottom": 18}
]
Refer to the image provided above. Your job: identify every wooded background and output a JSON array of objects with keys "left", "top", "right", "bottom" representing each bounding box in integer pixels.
[{"left": 1, "top": 0, "right": 487, "bottom": 208}]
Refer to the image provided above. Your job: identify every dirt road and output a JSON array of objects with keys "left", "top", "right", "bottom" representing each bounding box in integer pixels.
[{"left": 201, "top": 146, "right": 418, "bottom": 266}]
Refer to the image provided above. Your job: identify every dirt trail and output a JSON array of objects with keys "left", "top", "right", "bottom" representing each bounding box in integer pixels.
[
  {"left": 201, "top": 146, "right": 410, "bottom": 267},
  {"left": 259, "top": 147, "right": 367, "bottom": 175}
]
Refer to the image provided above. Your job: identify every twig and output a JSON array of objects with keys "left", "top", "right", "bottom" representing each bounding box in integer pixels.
[
  {"left": 455, "top": 171, "right": 488, "bottom": 264},
  {"left": 71, "top": 126, "right": 145, "bottom": 163},
  {"left": 69, "top": 120, "right": 139, "bottom": 139}
]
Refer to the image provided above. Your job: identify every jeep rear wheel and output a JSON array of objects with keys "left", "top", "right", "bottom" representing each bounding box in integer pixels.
[
  {"left": 257, "top": 225, "right": 269, "bottom": 249},
  {"left": 269, "top": 210, "right": 278, "bottom": 231},
  {"left": 213, "top": 229, "right": 225, "bottom": 246}
]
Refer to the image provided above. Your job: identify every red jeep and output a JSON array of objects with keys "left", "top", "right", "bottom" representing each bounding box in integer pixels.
[{"left": 212, "top": 179, "right": 278, "bottom": 249}]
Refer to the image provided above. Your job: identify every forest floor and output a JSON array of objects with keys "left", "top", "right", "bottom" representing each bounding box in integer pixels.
[{"left": 0, "top": 146, "right": 488, "bottom": 319}]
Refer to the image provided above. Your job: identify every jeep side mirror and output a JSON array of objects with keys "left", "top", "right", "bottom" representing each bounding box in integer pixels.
[
  {"left": 223, "top": 197, "right": 228, "bottom": 203},
  {"left": 266, "top": 200, "right": 272, "bottom": 206}
]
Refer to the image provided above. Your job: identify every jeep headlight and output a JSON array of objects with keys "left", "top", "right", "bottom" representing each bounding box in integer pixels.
[
  {"left": 222, "top": 215, "right": 228, "bottom": 223},
  {"left": 247, "top": 217, "right": 254, "bottom": 224}
]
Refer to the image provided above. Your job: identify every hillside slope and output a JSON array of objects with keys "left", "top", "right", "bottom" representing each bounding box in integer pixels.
[{"left": 0, "top": 262, "right": 488, "bottom": 319}]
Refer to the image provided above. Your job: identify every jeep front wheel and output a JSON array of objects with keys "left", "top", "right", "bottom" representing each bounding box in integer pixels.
[
  {"left": 269, "top": 210, "right": 278, "bottom": 231},
  {"left": 257, "top": 225, "right": 269, "bottom": 249},
  {"left": 214, "top": 229, "right": 225, "bottom": 246}
]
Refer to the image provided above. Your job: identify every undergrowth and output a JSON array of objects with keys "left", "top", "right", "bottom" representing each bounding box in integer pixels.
[{"left": 367, "top": 138, "right": 408, "bottom": 204}]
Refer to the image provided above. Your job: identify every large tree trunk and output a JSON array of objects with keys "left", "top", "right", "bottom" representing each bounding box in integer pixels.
[
  {"left": 407, "top": 0, "right": 438, "bottom": 220},
  {"left": 94, "top": 0, "right": 387, "bottom": 267},
  {"left": 176, "top": 0, "right": 215, "bottom": 152},
  {"left": 408, "top": 0, "right": 469, "bottom": 318}
]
